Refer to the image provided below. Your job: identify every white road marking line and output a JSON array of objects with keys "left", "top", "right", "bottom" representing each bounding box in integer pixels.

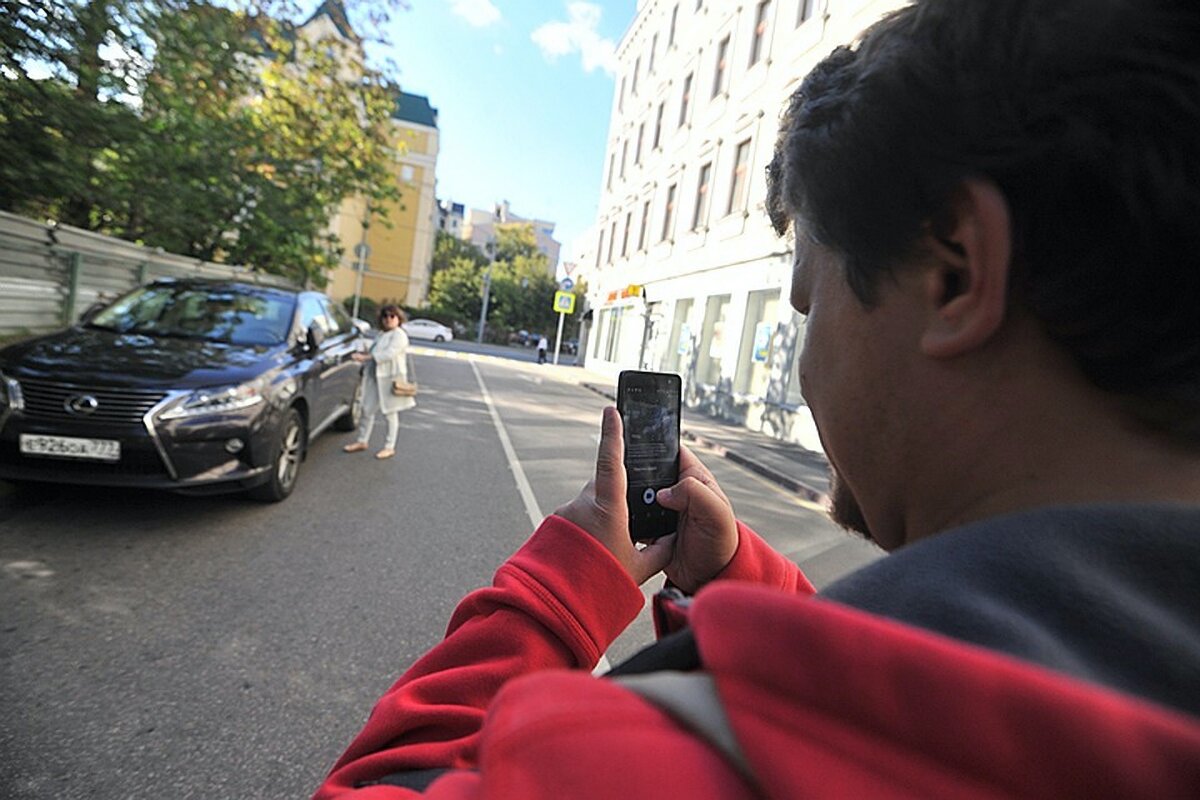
[{"left": 471, "top": 359, "right": 543, "bottom": 530}]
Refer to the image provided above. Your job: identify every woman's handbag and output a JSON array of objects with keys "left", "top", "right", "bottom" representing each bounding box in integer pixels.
[
  {"left": 391, "top": 378, "right": 418, "bottom": 397},
  {"left": 391, "top": 353, "right": 418, "bottom": 397}
]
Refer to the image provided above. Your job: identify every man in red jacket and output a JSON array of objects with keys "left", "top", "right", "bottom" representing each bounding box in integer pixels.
[{"left": 315, "top": 0, "right": 1200, "bottom": 796}]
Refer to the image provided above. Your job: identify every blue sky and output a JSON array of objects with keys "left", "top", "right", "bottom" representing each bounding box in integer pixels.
[{"left": 370, "top": 1, "right": 636, "bottom": 264}]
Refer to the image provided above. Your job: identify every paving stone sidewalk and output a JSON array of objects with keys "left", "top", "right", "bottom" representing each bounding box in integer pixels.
[{"left": 580, "top": 382, "right": 831, "bottom": 507}]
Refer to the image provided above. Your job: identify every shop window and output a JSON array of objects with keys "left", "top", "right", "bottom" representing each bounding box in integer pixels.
[
  {"left": 784, "top": 312, "right": 808, "bottom": 405},
  {"left": 734, "top": 289, "right": 780, "bottom": 396},
  {"left": 665, "top": 298, "right": 694, "bottom": 374},
  {"left": 696, "top": 294, "right": 730, "bottom": 386}
]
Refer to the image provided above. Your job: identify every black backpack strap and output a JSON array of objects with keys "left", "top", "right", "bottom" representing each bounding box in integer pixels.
[
  {"left": 358, "top": 768, "right": 470, "bottom": 790},
  {"left": 603, "top": 627, "right": 700, "bottom": 676}
]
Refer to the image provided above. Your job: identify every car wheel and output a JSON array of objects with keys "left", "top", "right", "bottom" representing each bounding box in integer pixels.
[
  {"left": 434, "top": 335, "right": 445, "bottom": 342},
  {"left": 248, "top": 407, "right": 304, "bottom": 502},
  {"left": 334, "top": 378, "right": 363, "bottom": 432}
]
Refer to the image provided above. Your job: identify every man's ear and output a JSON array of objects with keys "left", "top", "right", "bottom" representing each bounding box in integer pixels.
[{"left": 919, "top": 179, "right": 1013, "bottom": 359}]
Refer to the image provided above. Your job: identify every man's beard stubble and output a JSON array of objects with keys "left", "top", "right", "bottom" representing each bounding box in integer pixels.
[{"left": 828, "top": 468, "right": 873, "bottom": 542}]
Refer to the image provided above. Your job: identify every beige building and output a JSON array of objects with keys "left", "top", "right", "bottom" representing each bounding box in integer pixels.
[
  {"left": 582, "top": 0, "right": 905, "bottom": 450},
  {"left": 327, "top": 91, "right": 440, "bottom": 310},
  {"left": 294, "top": 2, "right": 440, "bottom": 311},
  {"left": 460, "top": 201, "right": 562, "bottom": 275}
]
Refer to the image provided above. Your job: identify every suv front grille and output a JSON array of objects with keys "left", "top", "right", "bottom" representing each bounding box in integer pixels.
[{"left": 18, "top": 378, "right": 167, "bottom": 426}]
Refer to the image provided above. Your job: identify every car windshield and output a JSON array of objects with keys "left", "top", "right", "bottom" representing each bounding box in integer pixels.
[{"left": 87, "top": 285, "right": 296, "bottom": 346}]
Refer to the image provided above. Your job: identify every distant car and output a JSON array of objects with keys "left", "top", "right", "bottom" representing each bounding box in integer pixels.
[
  {"left": 403, "top": 318, "right": 453, "bottom": 342},
  {"left": 0, "top": 279, "right": 367, "bottom": 501}
]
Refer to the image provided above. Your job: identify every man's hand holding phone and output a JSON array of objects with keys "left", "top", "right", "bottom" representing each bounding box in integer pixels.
[
  {"left": 555, "top": 407, "right": 739, "bottom": 593},
  {"left": 554, "top": 407, "right": 674, "bottom": 585},
  {"left": 654, "top": 447, "right": 738, "bottom": 593}
]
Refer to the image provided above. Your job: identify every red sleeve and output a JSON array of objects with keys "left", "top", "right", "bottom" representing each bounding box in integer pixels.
[
  {"left": 654, "top": 521, "right": 815, "bottom": 636},
  {"left": 315, "top": 516, "right": 645, "bottom": 797}
]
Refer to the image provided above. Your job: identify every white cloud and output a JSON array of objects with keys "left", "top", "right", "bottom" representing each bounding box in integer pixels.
[
  {"left": 531, "top": 2, "right": 618, "bottom": 76},
  {"left": 448, "top": 0, "right": 501, "bottom": 28}
]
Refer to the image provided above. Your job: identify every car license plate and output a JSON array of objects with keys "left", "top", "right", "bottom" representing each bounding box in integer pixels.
[{"left": 19, "top": 434, "right": 121, "bottom": 462}]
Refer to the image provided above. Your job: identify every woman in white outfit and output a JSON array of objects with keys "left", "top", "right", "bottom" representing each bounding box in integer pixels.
[{"left": 344, "top": 305, "right": 415, "bottom": 460}]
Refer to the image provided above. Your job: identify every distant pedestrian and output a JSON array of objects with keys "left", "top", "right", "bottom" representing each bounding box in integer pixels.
[
  {"left": 537, "top": 334, "right": 549, "bottom": 364},
  {"left": 344, "top": 305, "right": 415, "bottom": 460}
]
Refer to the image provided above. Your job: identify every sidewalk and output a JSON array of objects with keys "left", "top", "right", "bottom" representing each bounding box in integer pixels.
[
  {"left": 578, "top": 381, "right": 831, "bottom": 507},
  {"left": 409, "top": 345, "right": 833, "bottom": 508}
]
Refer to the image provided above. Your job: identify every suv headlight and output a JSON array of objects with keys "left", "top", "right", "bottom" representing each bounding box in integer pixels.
[
  {"left": 160, "top": 377, "right": 267, "bottom": 420},
  {"left": 0, "top": 369, "right": 24, "bottom": 410}
]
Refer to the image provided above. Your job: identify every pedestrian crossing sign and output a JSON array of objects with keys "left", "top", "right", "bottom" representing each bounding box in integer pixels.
[{"left": 553, "top": 291, "right": 576, "bottom": 314}]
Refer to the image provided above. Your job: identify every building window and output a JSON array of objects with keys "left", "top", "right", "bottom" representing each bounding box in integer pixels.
[
  {"left": 619, "top": 76, "right": 626, "bottom": 112},
  {"left": 797, "top": 0, "right": 818, "bottom": 25},
  {"left": 734, "top": 289, "right": 780, "bottom": 395},
  {"left": 727, "top": 138, "right": 751, "bottom": 215},
  {"left": 692, "top": 162, "right": 712, "bottom": 230},
  {"left": 400, "top": 164, "right": 415, "bottom": 183},
  {"left": 620, "top": 139, "right": 628, "bottom": 179},
  {"left": 711, "top": 35, "right": 730, "bottom": 98},
  {"left": 696, "top": 294, "right": 731, "bottom": 386},
  {"left": 653, "top": 102, "right": 665, "bottom": 149},
  {"left": 665, "top": 298, "right": 694, "bottom": 374},
  {"left": 638, "top": 199, "right": 650, "bottom": 251},
  {"left": 595, "top": 229, "right": 605, "bottom": 269},
  {"left": 662, "top": 183, "right": 678, "bottom": 241},
  {"left": 621, "top": 210, "right": 632, "bottom": 258},
  {"left": 696, "top": 0, "right": 703, "bottom": 8},
  {"left": 668, "top": 4, "right": 679, "bottom": 46},
  {"left": 635, "top": 123, "right": 645, "bottom": 165},
  {"left": 749, "top": 0, "right": 771, "bottom": 66},
  {"left": 649, "top": 34, "right": 658, "bottom": 73},
  {"left": 604, "top": 306, "right": 624, "bottom": 362},
  {"left": 632, "top": 57, "right": 640, "bottom": 96},
  {"left": 608, "top": 220, "right": 617, "bottom": 263},
  {"left": 678, "top": 72, "right": 693, "bottom": 128},
  {"left": 607, "top": 152, "right": 616, "bottom": 189}
]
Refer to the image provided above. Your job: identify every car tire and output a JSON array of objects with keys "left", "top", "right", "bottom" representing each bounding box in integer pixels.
[
  {"left": 248, "top": 407, "right": 304, "bottom": 502},
  {"left": 434, "top": 335, "right": 445, "bottom": 342},
  {"left": 334, "top": 377, "right": 363, "bottom": 432}
]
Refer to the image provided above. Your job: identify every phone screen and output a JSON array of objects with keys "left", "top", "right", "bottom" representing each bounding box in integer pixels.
[{"left": 617, "top": 370, "right": 681, "bottom": 541}]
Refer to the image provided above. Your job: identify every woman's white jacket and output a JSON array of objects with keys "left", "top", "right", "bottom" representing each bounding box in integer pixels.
[{"left": 367, "top": 328, "right": 416, "bottom": 414}]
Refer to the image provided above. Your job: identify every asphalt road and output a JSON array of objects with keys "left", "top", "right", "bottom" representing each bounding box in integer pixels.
[{"left": 0, "top": 350, "right": 873, "bottom": 799}]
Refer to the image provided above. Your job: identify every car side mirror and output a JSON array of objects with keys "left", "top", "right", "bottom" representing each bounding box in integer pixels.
[
  {"left": 306, "top": 322, "right": 326, "bottom": 350},
  {"left": 78, "top": 301, "right": 107, "bottom": 325}
]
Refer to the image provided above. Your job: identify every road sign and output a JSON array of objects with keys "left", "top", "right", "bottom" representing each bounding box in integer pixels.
[
  {"left": 560, "top": 277, "right": 575, "bottom": 292},
  {"left": 553, "top": 291, "right": 576, "bottom": 314}
]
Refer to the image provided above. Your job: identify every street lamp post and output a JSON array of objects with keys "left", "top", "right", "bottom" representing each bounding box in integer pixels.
[
  {"left": 351, "top": 209, "right": 370, "bottom": 321},
  {"left": 476, "top": 240, "right": 495, "bottom": 343}
]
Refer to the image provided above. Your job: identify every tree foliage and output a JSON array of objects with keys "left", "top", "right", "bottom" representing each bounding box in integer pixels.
[
  {"left": 0, "top": 0, "right": 408, "bottom": 286},
  {"left": 426, "top": 223, "right": 568, "bottom": 340}
]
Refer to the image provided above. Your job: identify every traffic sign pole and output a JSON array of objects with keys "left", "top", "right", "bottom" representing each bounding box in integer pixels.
[{"left": 553, "top": 311, "right": 566, "bottom": 365}]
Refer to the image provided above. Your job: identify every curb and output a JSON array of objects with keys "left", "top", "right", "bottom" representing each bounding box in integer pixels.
[{"left": 579, "top": 383, "right": 830, "bottom": 506}]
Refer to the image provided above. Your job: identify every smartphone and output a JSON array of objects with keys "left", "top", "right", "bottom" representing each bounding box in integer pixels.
[{"left": 616, "top": 370, "right": 682, "bottom": 541}]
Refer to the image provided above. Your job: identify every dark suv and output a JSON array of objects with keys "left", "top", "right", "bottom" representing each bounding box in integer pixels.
[{"left": 0, "top": 279, "right": 366, "bottom": 501}]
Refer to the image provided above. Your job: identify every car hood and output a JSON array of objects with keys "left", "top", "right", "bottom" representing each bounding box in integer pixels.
[{"left": 0, "top": 327, "right": 286, "bottom": 389}]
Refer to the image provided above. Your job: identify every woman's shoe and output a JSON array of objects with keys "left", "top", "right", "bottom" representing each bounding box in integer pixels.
[
  {"left": 343, "top": 442, "right": 368, "bottom": 453},
  {"left": 375, "top": 448, "right": 396, "bottom": 460}
]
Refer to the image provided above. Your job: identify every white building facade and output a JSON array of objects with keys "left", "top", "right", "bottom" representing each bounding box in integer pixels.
[{"left": 582, "top": 0, "right": 905, "bottom": 451}]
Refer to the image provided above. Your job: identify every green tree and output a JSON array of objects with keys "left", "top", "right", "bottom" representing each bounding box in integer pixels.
[
  {"left": 432, "top": 230, "right": 487, "bottom": 274},
  {"left": 427, "top": 256, "right": 484, "bottom": 327},
  {"left": 0, "top": 0, "right": 409, "bottom": 286}
]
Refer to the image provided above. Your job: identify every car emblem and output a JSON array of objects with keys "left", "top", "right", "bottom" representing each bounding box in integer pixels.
[{"left": 65, "top": 394, "right": 100, "bottom": 416}]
